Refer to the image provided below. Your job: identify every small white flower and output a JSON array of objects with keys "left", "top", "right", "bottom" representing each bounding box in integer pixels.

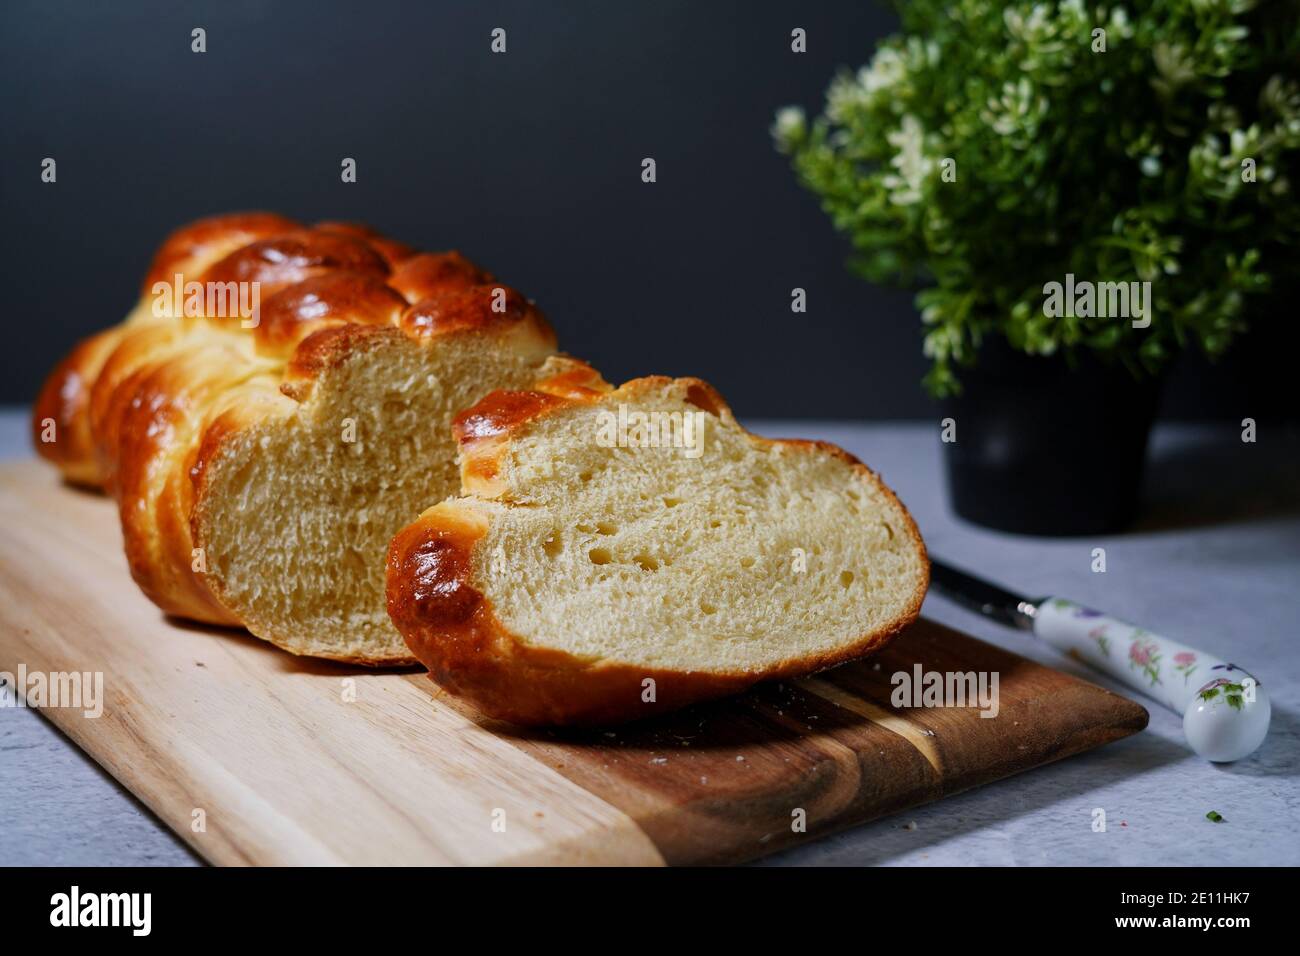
[
  {"left": 860, "top": 46, "right": 907, "bottom": 97},
  {"left": 826, "top": 72, "right": 868, "bottom": 122},
  {"left": 771, "top": 106, "right": 806, "bottom": 150},
  {"left": 1060, "top": 0, "right": 1085, "bottom": 20},
  {"left": 883, "top": 114, "right": 934, "bottom": 205}
]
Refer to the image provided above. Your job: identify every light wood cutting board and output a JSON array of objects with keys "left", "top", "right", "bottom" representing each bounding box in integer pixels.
[{"left": 0, "top": 459, "right": 1148, "bottom": 865}]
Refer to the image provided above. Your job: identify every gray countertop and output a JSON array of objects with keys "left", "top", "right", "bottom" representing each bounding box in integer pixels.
[{"left": 2, "top": 409, "right": 1296, "bottom": 867}]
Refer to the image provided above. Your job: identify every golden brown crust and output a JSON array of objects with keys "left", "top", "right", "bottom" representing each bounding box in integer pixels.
[
  {"left": 31, "top": 329, "right": 124, "bottom": 485},
  {"left": 388, "top": 251, "right": 493, "bottom": 302},
  {"left": 32, "top": 213, "right": 565, "bottom": 651},
  {"left": 142, "top": 212, "right": 302, "bottom": 293},
  {"left": 529, "top": 356, "right": 614, "bottom": 400},
  {"left": 200, "top": 229, "right": 391, "bottom": 305},
  {"left": 254, "top": 271, "right": 407, "bottom": 354},
  {"left": 313, "top": 221, "right": 417, "bottom": 266},
  {"left": 387, "top": 376, "right": 930, "bottom": 726},
  {"left": 454, "top": 389, "right": 573, "bottom": 443},
  {"left": 400, "top": 284, "right": 539, "bottom": 339}
]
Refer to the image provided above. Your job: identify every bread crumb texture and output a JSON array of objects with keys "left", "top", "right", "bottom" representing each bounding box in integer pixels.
[{"left": 388, "top": 376, "right": 928, "bottom": 724}]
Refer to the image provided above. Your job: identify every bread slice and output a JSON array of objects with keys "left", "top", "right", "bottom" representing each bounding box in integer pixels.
[
  {"left": 32, "top": 213, "right": 593, "bottom": 663},
  {"left": 386, "top": 375, "right": 929, "bottom": 724}
]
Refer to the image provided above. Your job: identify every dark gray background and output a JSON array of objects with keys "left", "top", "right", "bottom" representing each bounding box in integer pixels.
[{"left": 1, "top": 0, "right": 1292, "bottom": 419}]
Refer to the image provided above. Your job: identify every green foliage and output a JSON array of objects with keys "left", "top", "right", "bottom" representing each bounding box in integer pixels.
[{"left": 774, "top": 0, "right": 1300, "bottom": 395}]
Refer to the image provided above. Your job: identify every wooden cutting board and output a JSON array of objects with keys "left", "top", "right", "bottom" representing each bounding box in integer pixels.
[{"left": 0, "top": 459, "right": 1147, "bottom": 865}]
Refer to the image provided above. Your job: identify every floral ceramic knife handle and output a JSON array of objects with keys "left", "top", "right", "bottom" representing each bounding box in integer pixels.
[
  {"left": 928, "top": 561, "right": 1271, "bottom": 762},
  {"left": 1033, "top": 598, "right": 1270, "bottom": 762}
]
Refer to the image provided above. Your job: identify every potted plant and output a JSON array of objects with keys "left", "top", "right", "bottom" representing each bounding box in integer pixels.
[{"left": 775, "top": 0, "right": 1299, "bottom": 535}]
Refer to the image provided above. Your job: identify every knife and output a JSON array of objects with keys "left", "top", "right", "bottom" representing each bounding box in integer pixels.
[{"left": 929, "top": 559, "right": 1270, "bottom": 762}]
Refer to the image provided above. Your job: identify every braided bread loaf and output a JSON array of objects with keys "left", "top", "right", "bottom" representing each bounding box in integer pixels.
[
  {"left": 33, "top": 212, "right": 598, "bottom": 663},
  {"left": 387, "top": 375, "right": 928, "bottom": 724}
]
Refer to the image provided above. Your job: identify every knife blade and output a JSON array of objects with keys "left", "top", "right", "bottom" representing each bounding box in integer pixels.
[{"left": 928, "top": 560, "right": 1039, "bottom": 631}]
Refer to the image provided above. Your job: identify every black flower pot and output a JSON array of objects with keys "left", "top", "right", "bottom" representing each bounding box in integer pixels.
[{"left": 941, "top": 338, "right": 1162, "bottom": 536}]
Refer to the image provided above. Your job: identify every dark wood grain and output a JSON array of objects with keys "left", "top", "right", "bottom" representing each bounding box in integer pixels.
[{"left": 447, "top": 620, "right": 1149, "bottom": 864}]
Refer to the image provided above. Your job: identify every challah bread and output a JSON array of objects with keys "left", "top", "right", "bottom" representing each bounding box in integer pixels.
[
  {"left": 387, "top": 375, "right": 929, "bottom": 724},
  {"left": 32, "top": 212, "right": 589, "bottom": 662}
]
